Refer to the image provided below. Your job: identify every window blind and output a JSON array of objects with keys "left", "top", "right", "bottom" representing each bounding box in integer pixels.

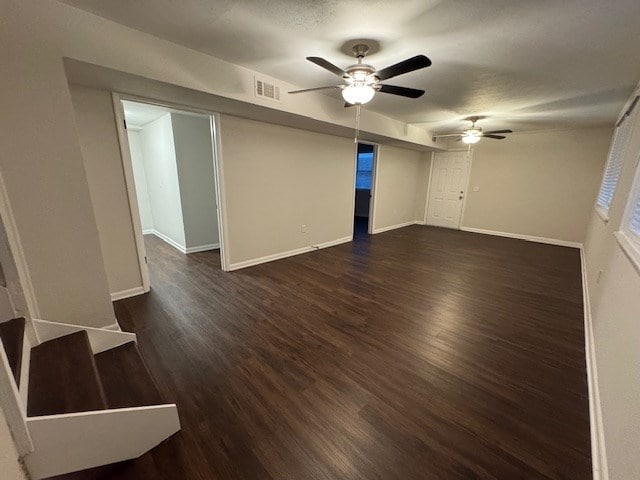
[
  {"left": 630, "top": 193, "right": 640, "bottom": 236},
  {"left": 596, "top": 117, "right": 634, "bottom": 210}
]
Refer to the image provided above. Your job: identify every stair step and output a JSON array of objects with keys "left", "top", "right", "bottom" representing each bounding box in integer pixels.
[
  {"left": 94, "top": 341, "right": 164, "bottom": 409},
  {"left": 28, "top": 330, "right": 107, "bottom": 417},
  {"left": 0, "top": 317, "right": 25, "bottom": 386}
]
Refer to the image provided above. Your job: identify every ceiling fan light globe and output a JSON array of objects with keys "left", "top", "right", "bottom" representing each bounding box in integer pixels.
[
  {"left": 462, "top": 134, "right": 481, "bottom": 144},
  {"left": 342, "top": 84, "right": 375, "bottom": 105}
]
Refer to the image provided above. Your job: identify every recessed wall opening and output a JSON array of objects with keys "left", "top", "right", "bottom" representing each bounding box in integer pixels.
[
  {"left": 354, "top": 143, "right": 376, "bottom": 236},
  {"left": 120, "top": 99, "right": 224, "bottom": 287}
]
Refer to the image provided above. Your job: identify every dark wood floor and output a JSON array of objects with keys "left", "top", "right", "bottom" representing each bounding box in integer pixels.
[{"left": 54, "top": 226, "right": 591, "bottom": 479}]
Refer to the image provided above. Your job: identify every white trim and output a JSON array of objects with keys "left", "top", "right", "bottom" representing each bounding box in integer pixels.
[
  {"left": 0, "top": 171, "right": 40, "bottom": 319},
  {"left": 110, "top": 287, "right": 146, "bottom": 302},
  {"left": 111, "top": 93, "right": 151, "bottom": 294},
  {"left": 0, "top": 327, "right": 33, "bottom": 455},
  {"left": 148, "top": 229, "right": 187, "bottom": 253},
  {"left": 210, "top": 113, "right": 231, "bottom": 271},
  {"left": 184, "top": 243, "right": 220, "bottom": 254},
  {"left": 414, "top": 220, "right": 426, "bottom": 226},
  {"left": 372, "top": 220, "right": 418, "bottom": 234},
  {"left": 595, "top": 205, "right": 610, "bottom": 223},
  {"left": 369, "top": 144, "right": 381, "bottom": 234},
  {"left": 458, "top": 149, "right": 474, "bottom": 229},
  {"left": 142, "top": 229, "right": 154, "bottom": 235},
  {"left": 422, "top": 152, "right": 434, "bottom": 224},
  {"left": 32, "top": 319, "right": 135, "bottom": 354},
  {"left": 460, "top": 227, "right": 582, "bottom": 248},
  {"left": 228, "top": 236, "right": 352, "bottom": 271},
  {"left": 144, "top": 230, "right": 219, "bottom": 255},
  {"left": 101, "top": 322, "right": 122, "bottom": 332},
  {"left": 580, "top": 247, "right": 609, "bottom": 480},
  {"left": 614, "top": 231, "right": 640, "bottom": 275},
  {"left": 18, "top": 332, "right": 31, "bottom": 409},
  {"left": 25, "top": 404, "right": 180, "bottom": 479}
]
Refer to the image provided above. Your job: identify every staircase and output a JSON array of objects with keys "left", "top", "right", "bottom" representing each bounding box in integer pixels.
[{"left": 0, "top": 317, "right": 180, "bottom": 479}]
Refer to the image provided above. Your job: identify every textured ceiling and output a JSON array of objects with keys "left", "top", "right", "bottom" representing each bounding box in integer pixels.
[{"left": 61, "top": 0, "right": 640, "bottom": 133}]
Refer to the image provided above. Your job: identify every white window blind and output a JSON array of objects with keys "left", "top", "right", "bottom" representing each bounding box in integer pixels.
[
  {"left": 596, "top": 115, "right": 634, "bottom": 211},
  {"left": 630, "top": 193, "right": 640, "bottom": 237}
]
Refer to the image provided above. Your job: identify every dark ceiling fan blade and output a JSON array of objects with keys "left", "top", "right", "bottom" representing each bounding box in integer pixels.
[
  {"left": 379, "top": 84, "right": 425, "bottom": 98},
  {"left": 288, "top": 86, "right": 342, "bottom": 94},
  {"left": 483, "top": 129, "right": 513, "bottom": 135},
  {"left": 344, "top": 102, "right": 355, "bottom": 108},
  {"left": 482, "top": 134, "right": 506, "bottom": 139},
  {"left": 306, "top": 57, "right": 345, "bottom": 77},
  {"left": 375, "top": 55, "right": 432, "bottom": 81}
]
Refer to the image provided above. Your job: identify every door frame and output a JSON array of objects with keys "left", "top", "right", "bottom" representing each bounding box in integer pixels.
[
  {"left": 111, "top": 93, "right": 230, "bottom": 281},
  {"left": 425, "top": 148, "right": 473, "bottom": 229},
  {"left": 352, "top": 141, "right": 379, "bottom": 235}
]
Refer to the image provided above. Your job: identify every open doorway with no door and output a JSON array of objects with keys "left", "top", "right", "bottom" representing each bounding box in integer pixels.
[
  {"left": 354, "top": 143, "right": 377, "bottom": 237},
  {"left": 117, "top": 99, "right": 225, "bottom": 289}
]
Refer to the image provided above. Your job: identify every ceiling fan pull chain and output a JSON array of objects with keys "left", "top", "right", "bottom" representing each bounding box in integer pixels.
[{"left": 354, "top": 104, "right": 362, "bottom": 143}]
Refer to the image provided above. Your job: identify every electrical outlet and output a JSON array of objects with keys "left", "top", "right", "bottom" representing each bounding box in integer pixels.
[
  {"left": 301, "top": 224, "right": 307, "bottom": 234},
  {"left": 473, "top": 186, "right": 480, "bottom": 192},
  {"left": 596, "top": 269, "right": 603, "bottom": 284}
]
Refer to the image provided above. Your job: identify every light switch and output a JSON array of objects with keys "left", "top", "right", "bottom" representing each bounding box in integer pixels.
[{"left": 473, "top": 186, "right": 480, "bottom": 192}]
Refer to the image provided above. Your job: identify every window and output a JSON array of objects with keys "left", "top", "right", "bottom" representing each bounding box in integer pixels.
[
  {"left": 596, "top": 110, "right": 635, "bottom": 216},
  {"left": 355, "top": 144, "right": 374, "bottom": 189},
  {"left": 616, "top": 144, "right": 640, "bottom": 271}
]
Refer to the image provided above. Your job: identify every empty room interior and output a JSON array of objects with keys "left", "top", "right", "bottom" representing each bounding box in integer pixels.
[{"left": 1, "top": 1, "right": 640, "bottom": 479}]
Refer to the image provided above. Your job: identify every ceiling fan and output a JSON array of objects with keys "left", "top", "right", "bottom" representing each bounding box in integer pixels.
[
  {"left": 432, "top": 117, "right": 513, "bottom": 144},
  {"left": 289, "top": 44, "right": 431, "bottom": 106}
]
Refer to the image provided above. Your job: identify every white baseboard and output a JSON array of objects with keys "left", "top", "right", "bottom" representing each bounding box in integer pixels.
[
  {"left": 184, "top": 243, "right": 220, "bottom": 254},
  {"left": 372, "top": 220, "right": 418, "bottom": 234},
  {"left": 148, "top": 229, "right": 187, "bottom": 253},
  {"left": 110, "top": 286, "right": 146, "bottom": 302},
  {"left": 460, "top": 226, "right": 582, "bottom": 249},
  {"left": 580, "top": 247, "right": 608, "bottom": 480},
  {"left": 228, "top": 236, "right": 352, "bottom": 271},
  {"left": 145, "top": 230, "right": 219, "bottom": 255},
  {"left": 414, "top": 220, "right": 427, "bottom": 226}
]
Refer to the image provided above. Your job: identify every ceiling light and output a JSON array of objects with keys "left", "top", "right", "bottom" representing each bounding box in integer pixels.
[
  {"left": 462, "top": 133, "right": 481, "bottom": 144},
  {"left": 342, "top": 84, "right": 375, "bottom": 105}
]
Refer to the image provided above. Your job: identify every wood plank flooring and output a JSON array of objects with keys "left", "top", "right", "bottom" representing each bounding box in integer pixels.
[{"left": 51, "top": 226, "right": 590, "bottom": 479}]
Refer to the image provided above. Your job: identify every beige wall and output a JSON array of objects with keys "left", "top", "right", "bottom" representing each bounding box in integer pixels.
[
  {"left": 171, "top": 113, "right": 219, "bottom": 249},
  {"left": 461, "top": 128, "right": 611, "bottom": 243},
  {"left": 373, "top": 145, "right": 430, "bottom": 232},
  {"left": 140, "top": 114, "right": 187, "bottom": 249},
  {"left": 0, "top": 408, "right": 26, "bottom": 480},
  {"left": 219, "top": 115, "right": 355, "bottom": 267},
  {"left": 0, "top": 14, "right": 114, "bottom": 327},
  {"left": 70, "top": 85, "right": 143, "bottom": 298},
  {"left": 584, "top": 97, "right": 640, "bottom": 480}
]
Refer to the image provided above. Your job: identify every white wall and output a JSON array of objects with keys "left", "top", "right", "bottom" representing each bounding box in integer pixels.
[
  {"left": 171, "top": 113, "right": 219, "bottom": 249},
  {"left": 373, "top": 145, "right": 430, "bottom": 232},
  {"left": 219, "top": 115, "right": 355, "bottom": 267},
  {"left": 459, "top": 128, "right": 611, "bottom": 244},
  {"left": 583, "top": 94, "right": 640, "bottom": 480},
  {"left": 0, "top": 408, "right": 27, "bottom": 480},
  {"left": 69, "top": 85, "right": 143, "bottom": 298},
  {"left": 140, "top": 115, "right": 186, "bottom": 249},
  {"left": 127, "top": 130, "right": 154, "bottom": 232}
]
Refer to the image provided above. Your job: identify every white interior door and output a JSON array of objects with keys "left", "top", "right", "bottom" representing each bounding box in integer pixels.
[{"left": 426, "top": 151, "right": 470, "bottom": 229}]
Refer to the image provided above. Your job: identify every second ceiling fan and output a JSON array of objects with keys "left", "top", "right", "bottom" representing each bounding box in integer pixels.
[
  {"left": 432, "top": 117, "right": 513, "bottom": 144},
  {"left": 289, "top": 44, "right": 431, "bottom": 106}
]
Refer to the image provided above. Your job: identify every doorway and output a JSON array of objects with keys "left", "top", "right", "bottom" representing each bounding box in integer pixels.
[
  {"left": 113, "top": 96, "right": 227, "bottom": 288},
  {"left": 354, "top": 143, "right": 377, "bottom": 236},
  {"left": 426, "top": 150, "right": 471, "bottom": 229}
]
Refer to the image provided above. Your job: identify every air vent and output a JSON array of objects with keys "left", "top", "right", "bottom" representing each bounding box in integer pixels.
[{"left": 255, "top": 78, "right": 280, "bottom": 101}]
